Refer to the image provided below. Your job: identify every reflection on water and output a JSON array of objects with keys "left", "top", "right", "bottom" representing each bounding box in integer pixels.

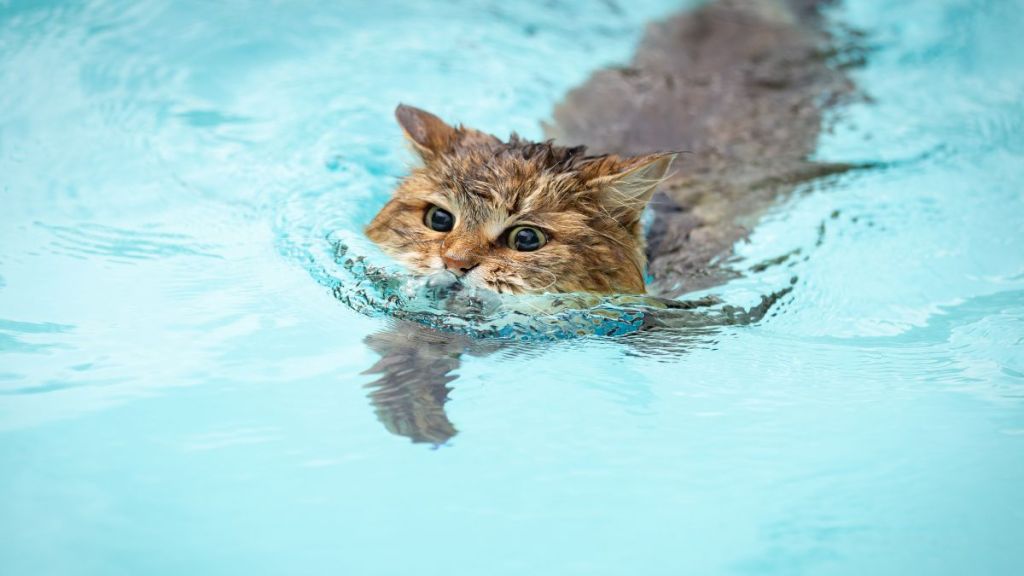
[
  {"left": 362, "top": 286, "right": 792, "bottom": 444},
  {"left": 362, "top": 322, "right": 497, "bottom": 444}
]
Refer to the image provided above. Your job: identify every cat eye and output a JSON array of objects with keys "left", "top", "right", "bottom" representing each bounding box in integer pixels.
[
  {"left": 507, "top": 226, "right": 546, "bottom": 252},
  {"left": 424, "top": 205, "right": 454, "bottom": 232}
]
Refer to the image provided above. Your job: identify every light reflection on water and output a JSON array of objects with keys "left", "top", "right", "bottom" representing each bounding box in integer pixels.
[{"left": 1, "top": 0, "right": 1023, "bottom": 575}]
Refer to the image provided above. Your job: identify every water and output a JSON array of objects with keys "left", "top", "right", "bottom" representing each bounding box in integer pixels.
[{"left": 1, "top": 0, "right": 1023, "bottom": 574}]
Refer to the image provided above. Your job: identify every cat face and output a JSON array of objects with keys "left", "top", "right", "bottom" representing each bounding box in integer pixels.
[{"left": 365, "top": 104, "right": 674, "bottom": 295}]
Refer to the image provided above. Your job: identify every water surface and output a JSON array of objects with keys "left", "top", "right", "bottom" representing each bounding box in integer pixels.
[{"left": 1, "top": 1, "right": 1023, "bottom": 574}]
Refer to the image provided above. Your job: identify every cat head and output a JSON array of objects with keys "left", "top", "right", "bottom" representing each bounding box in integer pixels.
[{"left": 365, "top": 104, "right": 675, "bottom": 295}]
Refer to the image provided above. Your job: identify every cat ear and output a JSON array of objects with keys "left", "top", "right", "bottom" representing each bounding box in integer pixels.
[
  {"left": 591, "top": 153, "right": 677, "bottom": 219},
  {"left": 395, "top": 104, "right": 457, "bottom": 159}
]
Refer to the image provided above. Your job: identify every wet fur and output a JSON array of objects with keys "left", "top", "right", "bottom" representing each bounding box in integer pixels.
[
  {"left": 550, "top": 0, "right": 860, "bottom": 295},
  {"left": 366, "top": 107, "right": 674, "bottom": 294}
]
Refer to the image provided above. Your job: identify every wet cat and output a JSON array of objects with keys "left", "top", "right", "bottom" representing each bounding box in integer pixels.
[
  {"left": 366, "top": 105, "right": 676, "bottom": 294},
  {"left": 361, "top": 0, "right": 863, "bottom": 443},
  {"left": 366, "top": 0, "right": 858, "bottom": 299}
]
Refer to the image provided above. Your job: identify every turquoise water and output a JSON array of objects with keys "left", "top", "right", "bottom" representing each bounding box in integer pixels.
[{"left": 2, "top": 0, "right": 1023, "bottom": 574}]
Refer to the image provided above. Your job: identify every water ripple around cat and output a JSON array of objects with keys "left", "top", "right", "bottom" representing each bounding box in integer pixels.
[
  {"left": 35, "top": 222, "right": 222, "bottom": 262},
  {"left": 275, "top": 179, "right": 799, "bottom": 342}
]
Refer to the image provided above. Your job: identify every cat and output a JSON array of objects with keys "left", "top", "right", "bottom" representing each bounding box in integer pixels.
[
  {"left": 366, "top": 0, "right": 858, "bottom": 299},
  {"left": 365, "top": 105, "right": 676, "bottom": 294},
  {"left": 360, "top": 0, "right": 863, "bottom": 443}
]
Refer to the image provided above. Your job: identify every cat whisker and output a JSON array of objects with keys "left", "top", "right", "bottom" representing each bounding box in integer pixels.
[{"left": 495, "top": 258, "right": 560, "bottom": 294}]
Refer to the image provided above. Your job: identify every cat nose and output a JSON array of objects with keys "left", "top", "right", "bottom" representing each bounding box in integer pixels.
[{"left": 442, "top": 253, "right": 479, "bottom": 275}]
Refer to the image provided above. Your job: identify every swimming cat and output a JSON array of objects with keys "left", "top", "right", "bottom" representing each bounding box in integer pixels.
[
  {"left": 365, "top": 104, "right": 675, "bottom": 294},
  {"left": 361, "top": 0, "right": 862, "bottom": 443},
  {"left": 366, "top": 0, "right": 857, "bottom": 298}
]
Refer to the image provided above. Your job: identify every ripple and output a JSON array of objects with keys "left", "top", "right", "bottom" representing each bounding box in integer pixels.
[
  {"left": 0, "top": 379, "right": 86, "bottom": 396},
  {"left": 36, "top": 221, "right": 222, "bottom": 262},
  {"left": 0, "top": 318, "right": 74, "bottom": 355},
  {"left": 173, "top": 109, "right": 255, "bottom": 128},
  {"left": 276, "top": 214, "right": 795, "bottom": 341}
]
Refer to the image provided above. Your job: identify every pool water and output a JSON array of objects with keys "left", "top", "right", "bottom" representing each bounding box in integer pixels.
[{"left": 2, "top": 0, "right": 1023, "bottom": 574}]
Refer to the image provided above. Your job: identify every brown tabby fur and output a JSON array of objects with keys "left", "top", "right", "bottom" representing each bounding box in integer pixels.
[{"left": 365, "top": 105, "right": 674, "bottom": 294}]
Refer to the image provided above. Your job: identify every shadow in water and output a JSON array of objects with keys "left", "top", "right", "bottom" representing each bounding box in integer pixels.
[
  {"left": 361, "top": 288, "right": 790, "bottom": 445},
  {"left": 361, "top": 321, "right": 502, "bottom": 444}
]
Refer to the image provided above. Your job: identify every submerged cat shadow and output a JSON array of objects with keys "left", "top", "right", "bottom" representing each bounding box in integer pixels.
[
  {"left": 360, "top": 288, "right": 789, "bottom": 445},
  {"left": 360, "top": 321, "right": 501, "bottom": 445}
]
